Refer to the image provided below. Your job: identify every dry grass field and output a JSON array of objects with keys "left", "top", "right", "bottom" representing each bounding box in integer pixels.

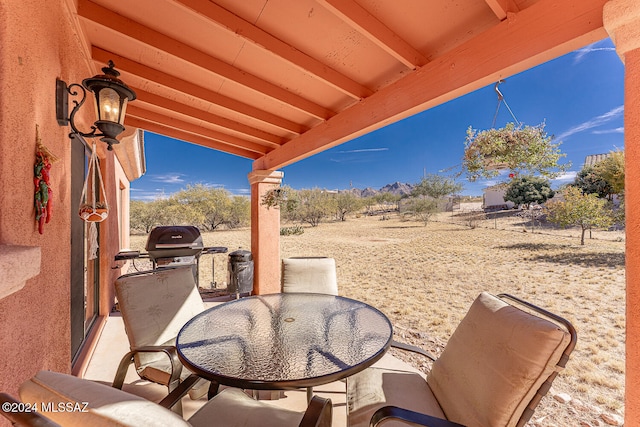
[{"left": 129, "top": 212, "right": 625, "bottom": 426}]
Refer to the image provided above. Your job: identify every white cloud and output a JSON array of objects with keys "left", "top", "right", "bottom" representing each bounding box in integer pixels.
[
  {"left": 330, "top": 157, "right": 371, "bottom": 164},
  {"left": 482, "top": 180, "right": 500, "bottom": 188},
  {"left": 552, "top": 171, "right": 577, "bottom": 183},
  {"left": 592, "top": 127, "right": 624, "bottom": 135},
  {"left": 195, "top": 181, "right": 225, "bottom": 189},
  {"left": 573, "top": 43, "right": 616, "bottom": 64},
  {"left": 336, "top": 148, "right": 389, "bottom": 154},
  {"left": 555, "top": 106, "right": 624, "bottom": 141},
  {"left": 149, "top": 173, "right": 185, "bottom": 184},
  {"left": 130, "top": 190, "right": 171, "bottom": 201}
]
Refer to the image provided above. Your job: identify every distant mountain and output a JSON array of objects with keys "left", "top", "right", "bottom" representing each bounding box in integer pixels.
[
  {"left": 380, "top": 182, "right": 414, "bottom": 196},
  {"left": 338, "top": 181, "right": 414, "bottom": 197},
  {"left": 360, "top": 187, "right": 379, "bottom": 197}
]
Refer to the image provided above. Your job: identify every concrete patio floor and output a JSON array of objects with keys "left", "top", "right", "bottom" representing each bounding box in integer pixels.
[{"left": 82, "top": 299, "right": 348, "bottom": 425}]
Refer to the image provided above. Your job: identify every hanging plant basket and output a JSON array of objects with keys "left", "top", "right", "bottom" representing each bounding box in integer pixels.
[
  {"left": 463, "top": 122, "right": 568, "bottom": 182},
  {"left": 261, "top": 188, "right": 286, "bottom": 208},
  {"left": 79, "top": 203, "right": 109, "bottom": 222},
  {"left": 78, "top": 142, "right": 109, "bottom": 223}
]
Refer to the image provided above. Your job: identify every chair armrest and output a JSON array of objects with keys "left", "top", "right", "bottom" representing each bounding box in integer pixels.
[
  {"left": 0, "top": 393, "right": 62, "bottom": 427},
  {"left": 299, "top": 395, "right": 332, "bottom": 427},
  {"left": 391, "top": 339, "right": 436, "bottom": 361},
  {"left": 370, "top": 406, "right": 465, "bottom": 427},
  {"left": 113, "top": 345, "right": 182, "bottom": 390}
]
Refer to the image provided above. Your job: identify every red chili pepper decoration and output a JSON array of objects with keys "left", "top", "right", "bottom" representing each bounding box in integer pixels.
[
  {"left": 33, "top": 125, "right": 57, "bottom": 234},
  {"left": 34, "top": 152, "right": 51, "bottom": 234}
]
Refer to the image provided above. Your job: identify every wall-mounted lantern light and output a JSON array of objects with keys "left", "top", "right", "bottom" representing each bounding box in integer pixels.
[{"left": 56, "top": 60, "right": 136, "bottom": 150}]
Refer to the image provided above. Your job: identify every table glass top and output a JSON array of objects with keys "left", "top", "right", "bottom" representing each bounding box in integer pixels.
[{"left": 176, "top": 293, "right": 392, "bottom": 388}]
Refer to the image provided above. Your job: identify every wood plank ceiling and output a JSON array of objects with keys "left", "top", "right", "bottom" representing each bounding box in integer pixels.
[{"left": 72, "top": 0, "right": 608, "bottom": 171}]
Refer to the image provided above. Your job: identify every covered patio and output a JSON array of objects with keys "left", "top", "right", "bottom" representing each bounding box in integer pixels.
[{"left": 1, "top": 0, "right": 639, "bottom": 425}]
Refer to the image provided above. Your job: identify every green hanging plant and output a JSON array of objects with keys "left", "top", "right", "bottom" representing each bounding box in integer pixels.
[
  {"left": 463, "top": 122, "right": 569, "bottom": 182},
  {"left": 261, "top": 187, "right": 289, "bottom": 209}
]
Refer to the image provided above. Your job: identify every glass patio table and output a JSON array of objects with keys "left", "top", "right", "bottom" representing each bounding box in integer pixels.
[{"left": 176, "top": 293, "right": 393, "bottom": 396}]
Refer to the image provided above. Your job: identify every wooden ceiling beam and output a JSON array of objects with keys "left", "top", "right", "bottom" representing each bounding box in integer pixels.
[
  {"left": 132, "top": 88, "right": 284, "bottom": 148},
  {"left": 78, "top": 0, "right": 333, "bottom": 120},
  {"left": 127, "top": 105, "right": 269, "bottom": 155},
  {"left": 255, "top": 0, "right": 608, "bottom": 170},
  {"left": 317, "top": 0, "right": 428, "bottom": 69},
  {"left": 92, "top": 47, "right": 307, "bottom": 135},
  {"left": 173, "top": 0, "right": 372, "bottom": 100},
  {"left": 484, "top": 0, "right": 520, "bottom": 20},
  {"left": 125, "top": 117, "right": 263, "bottom": 160}
]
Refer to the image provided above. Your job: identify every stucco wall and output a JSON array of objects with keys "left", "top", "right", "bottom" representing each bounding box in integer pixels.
[
  {"left": 624, "top": 48, "right": 640, "bottom": 427},
  {"left": 0, "top": 0, "right": 118, "bottom": 405}
]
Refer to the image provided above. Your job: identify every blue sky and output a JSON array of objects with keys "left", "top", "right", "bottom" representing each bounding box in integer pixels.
[{"left": 131, "top": 38, "right": 624, "bottom": 200}]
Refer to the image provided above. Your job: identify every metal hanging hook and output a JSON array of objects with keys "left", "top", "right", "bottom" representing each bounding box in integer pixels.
[
  {"left": 492, "top": 79, "right": 519, "bottom": 128},
  {"left": 494, "top": 79, "right": 505, "bottom": 101}
]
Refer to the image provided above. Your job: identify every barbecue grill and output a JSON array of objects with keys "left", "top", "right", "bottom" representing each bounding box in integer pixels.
[
  {"left": 146, "top": 225, "right": 203, "bottom": 266},
  {"left": 116, "top": 225, "right": 227, "bottom": 286}
]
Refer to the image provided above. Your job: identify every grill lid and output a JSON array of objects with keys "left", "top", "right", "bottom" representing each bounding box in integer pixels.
[{"left": 146, "top": 226, "right": 204, "bottom": 259}]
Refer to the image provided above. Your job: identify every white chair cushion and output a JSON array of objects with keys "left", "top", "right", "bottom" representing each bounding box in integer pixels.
[
  {"left": 188, "top": 388, "right": 304, "bottom": 427},
  {"left": 115, "top": 266, "right": 205, "bottom": 378},
  {"left": 427, "top": 292, "right": 571, "bottom": 427},
  {"left": 19, "top": 370, "right": 190, "bottom": 427},
  {"left": 347, "top": 356, "right": 445, "bottom": 427},
  {"left": 281, "top": 257, "right": 338, "bottom": 295}
]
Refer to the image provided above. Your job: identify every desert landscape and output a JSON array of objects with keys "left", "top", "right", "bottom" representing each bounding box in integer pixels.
[{"left": 129, "top": 211, "right": 625, "bottom": 426}]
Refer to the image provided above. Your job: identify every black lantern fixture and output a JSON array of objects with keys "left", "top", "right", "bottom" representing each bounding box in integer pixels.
[{"left": 56, "top": 61, "right": 136, "bottom": 150}]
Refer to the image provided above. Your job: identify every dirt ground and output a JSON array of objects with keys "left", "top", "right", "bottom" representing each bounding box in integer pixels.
[{"left": 129, "top": 212, "right": 626, "bottom": 426}]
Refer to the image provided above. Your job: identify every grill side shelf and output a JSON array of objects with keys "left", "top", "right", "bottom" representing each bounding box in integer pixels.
[
  {"left": 114, "top": 251, "right": 149, "bottom": 261},
  {"left": 203, "top": 246, "right": 228, "bottom": 254}
]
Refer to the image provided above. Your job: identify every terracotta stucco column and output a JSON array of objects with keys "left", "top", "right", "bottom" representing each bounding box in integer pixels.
[
  {"left": 248, "top": 170, "right": 284, "bottom": 295},
  {"left": 604, "top": 1, "right": 640, "bottom": 424}
]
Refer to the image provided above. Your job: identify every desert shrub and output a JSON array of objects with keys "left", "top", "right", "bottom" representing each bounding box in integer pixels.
[
  {"left": 280, "top": 225, "right": 304, "bottom": 236},
  {"left": 466, "top": 211, "right": 486, "bottom": 229},
  {"left": 293, "top": 188, "right": 336, "bottom": 227},
  {"left": 403, "top": 197, "right": 438, "bottom": 226}
]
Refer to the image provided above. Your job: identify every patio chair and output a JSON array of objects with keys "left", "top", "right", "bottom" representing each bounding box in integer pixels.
[
  {"left": 1, "top": 370, "right": 332, "bottom": 427},
  {"left": 112, "top": 266, "right": 208, "bottom": 400},
  {"left": 281, "top": 257, "right": 339, "bottom": 402},
  {"left": 347, "top": 292, "right": 577, "bottom": 427},
  {"left": 281, "top": 257, "right": 338, "bottom": 295}
]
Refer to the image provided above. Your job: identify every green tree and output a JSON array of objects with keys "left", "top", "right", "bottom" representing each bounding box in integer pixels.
[
  {"left": 412, "top": 174, "right": 463, "bottom": 199},
  {"left": 573, "top": 165, "right": 612, "bottom": 199},
  {"left": 334, "top": 192, "right": 363, "bottom": 221},
  {"left": 226, "top": 196, "right": 250, "bottom": 228},
  {"left": 404, "top": 197, "right": 438, "bottom": 226},
  {"left": 129, "top": 200, "right": 156, "bottom": 233},
  {"left": 463, "top": 122, "right": 568, "bottom": 181},
  {"left": 174, "top": 184, "right": 230, "bottom": 230},
  {"left": 504, "top": 176, "right": 554, "bottom": 209},
  {"left": 374, "top": 192, "right": 402, "bottom": 212},
  {"left": 545, "top": 186, "right": 614, "bottom": 245},
  {"left": 132, "top": 198, "right": 191, "bottom": 229},
  {"left": 595, "top": 150, "right": 624, "bottom": 197},
  {"left": 295, "top": 188, "right": 335, "bottom": 227},
  {"left": 362, "top": 196, "right": 377, "bottom": 215}
]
